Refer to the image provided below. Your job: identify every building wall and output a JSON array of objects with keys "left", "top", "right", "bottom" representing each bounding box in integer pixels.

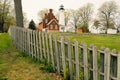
[
  {"left": 38, "top": 22, "right": 43, "bottom": 31},
  {"left": 47, "top": 20, "right": 59, "bottom": 31},
  {"left": 77, "top": 29, "right": 83, "bottom": 33},
  {"left": 38, "top": 9, "right": 60, "bottom": 32}
]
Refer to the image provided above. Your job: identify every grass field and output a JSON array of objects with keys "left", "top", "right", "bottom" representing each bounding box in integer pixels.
[
  {"left": 0, "top": 32, "right": 119, "bottom": 79},
  {"left": 0, "top": 33, "right": 11, "bottom": 52},
  {"left": 67, "top": 34, "right": 120, "bottom": 51},
  {"left": 0, "top": 33, "right": 61, "bottom": 80},
  {"left": 52, "top": 32, "right": 120, "bottom": 51}
]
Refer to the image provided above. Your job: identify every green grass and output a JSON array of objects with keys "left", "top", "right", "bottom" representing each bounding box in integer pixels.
[
  {"left": 0, "top": 33, "right": 61, "bottom": 80},
  {"left": 68, "top": 34, "right": 120, "bottom": 51},
  {"left": 0, "top": 33, "right": 12, "bottom": 52},
  {"left": 50, "top": 32, "right": 120, "bottom": 51}
]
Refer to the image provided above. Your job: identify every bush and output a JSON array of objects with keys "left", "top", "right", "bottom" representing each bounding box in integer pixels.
[{"left": 28, "top": 20, "right": 36, "bottom": 30}]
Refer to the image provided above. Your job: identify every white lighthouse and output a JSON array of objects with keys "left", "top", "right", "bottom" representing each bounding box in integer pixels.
[{"left": 59, "top": 5, "right": 66, "bottom": 32}]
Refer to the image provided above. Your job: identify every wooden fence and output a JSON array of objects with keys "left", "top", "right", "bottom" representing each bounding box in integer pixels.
[{"left": 8, "top": 27, "right": 120, "bottom": 80}]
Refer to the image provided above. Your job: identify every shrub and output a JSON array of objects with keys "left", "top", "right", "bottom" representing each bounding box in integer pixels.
[{"left": 28, "top": 20, "right": 36, "bottom": 30}]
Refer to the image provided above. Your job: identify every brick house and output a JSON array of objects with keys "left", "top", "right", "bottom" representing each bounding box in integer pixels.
[{"left": 38, "top": 9, "right": 59, "bottom": 32}]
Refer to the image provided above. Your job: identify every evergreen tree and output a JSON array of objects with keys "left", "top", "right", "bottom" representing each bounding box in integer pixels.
[{"left": 28, "top": 20, "right": 36, "bottom": 30}]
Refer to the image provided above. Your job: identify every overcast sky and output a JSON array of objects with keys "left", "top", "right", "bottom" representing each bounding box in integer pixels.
[{"left": 22, "top": 0, "right": 120, "bottom": 24}]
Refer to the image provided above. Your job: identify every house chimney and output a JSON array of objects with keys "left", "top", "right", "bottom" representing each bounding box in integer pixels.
[{"left": 49, "top": 9, "right": 53, "bottom": 13}]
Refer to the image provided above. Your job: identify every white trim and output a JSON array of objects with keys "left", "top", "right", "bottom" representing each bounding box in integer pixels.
[{"left": 46, "top": 19, "right": 58, "bottom": 25}]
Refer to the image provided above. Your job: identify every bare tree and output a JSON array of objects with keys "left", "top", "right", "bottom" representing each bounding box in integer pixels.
[
  {"left": 112, "top": 11, "right": 120, "bottom": 32},
  {"left": 64, "top": 9, "right": 70, "bottom": 26},
  {"left": 23, "top": 12, "right": 29, "bottom": 27},
  {"left": 98, "top": 1, "right": 118, "bottom": 33},
  {"left": 93, "top": 19, "right": 101, "bottom": 29},
  {"left": 78, "top": 3, "right": 93, "bottom": 32},
  {"left": 14, "top": 0, "right": 24, "bottom": 27},
  {"left": 37, "top": 8, "right": 48, "bottom": 22},
  {"left": 70, "top": 9, "right": 81, "bottom": 33},
  {"left": 0, "top": 0, "right": 12, "bottom": 32}
]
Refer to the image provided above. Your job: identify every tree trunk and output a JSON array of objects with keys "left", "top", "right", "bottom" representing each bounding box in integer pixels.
[
  {"left": 75, "top": 25, "right": 77, "bottom": 33},
  {"left": 0, "top": 23, "right": 4, "bottom": 32},
  {"left": 0, "top": 0, "right": 6, "bottom": 32},
  {"left": 0, "top": 18, "right": 4, "bottom": 32},
  {"left": 0, "top": 19, "right": 4, "bottom": 32},
  {"left": 14, "top": 0, "right": 24, "bottom": 27}
]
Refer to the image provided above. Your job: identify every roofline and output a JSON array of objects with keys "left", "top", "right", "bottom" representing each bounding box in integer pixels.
[{"left": 46, "top": 19, "right": 59, "bottom": 25}]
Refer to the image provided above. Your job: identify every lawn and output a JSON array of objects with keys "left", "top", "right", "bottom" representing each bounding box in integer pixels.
[
  {"left": 67, "top": 34, "right": 120, "bottom": 51},
  {"left": 0, "top": 33, "right": 61, "bottom": 80},
  {"left": 0, "top": 33, "right": 11, "bottom": 52},
  {"left": 51, "top": 32, "right": 120, "bottom": 51}
]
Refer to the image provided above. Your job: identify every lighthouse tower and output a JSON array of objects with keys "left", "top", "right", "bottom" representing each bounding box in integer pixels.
[{"left": 59, "top": 5, "right": 65, "bottom": 32}]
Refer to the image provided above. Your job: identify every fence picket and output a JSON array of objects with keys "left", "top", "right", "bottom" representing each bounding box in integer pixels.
[
  {"left": 31, "top": 30, "right": 34, "bottom": 58},
  {"left": 38, "top": 32, "right": 43, "bottom": 60},
  {"left": 74, "top": 40, "right": 79, "bottom": 79},
  {"left": 117, "top": 53, "right": 120, "bottom": 80},
  {"left": 49, "top": 34, "right": 55, "bottom": 69},
  {"left": 42, "top": 33, "right": 46, "bottom": 59},
  {"left": 82, "top": 43, "right": 88, "bottom": 80},
  {"left": 61, "top": 36, "right": 66, "bottom": 76},
  {"left": 104, "top": 48, "right": 110, "bottom": 80},
  {"left": 68, "top": 39, "right": 73, "bottom": 80},
  {"left": 54, "top": 35, "right": 60, "bottom": 73},
  {"left": 27, "top": 29, "right": 30, "bottom": 55},
  {"left": 92, "top": 45, "right": 98, "bottom": 80},
  {"left": 35, "top": 31, "right": 39, "bottom": 60},
  {"left": 45, "top": 33, "right": 50, "bottom": 63}
]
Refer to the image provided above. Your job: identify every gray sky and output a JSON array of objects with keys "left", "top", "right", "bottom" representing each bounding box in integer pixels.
[{"left": 22, "top": 0, "right": 120, "bottom": 24}]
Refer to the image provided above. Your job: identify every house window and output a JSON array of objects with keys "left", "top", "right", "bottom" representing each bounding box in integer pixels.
[
  {"left": 50, "top": 25, "right": 53, "bottom": 29},
  {"left": 45, "top": 19, "right": 48, "bottom": 23},
  {"left": 55, "top": 25, "right": 58, "bottom": 29}
]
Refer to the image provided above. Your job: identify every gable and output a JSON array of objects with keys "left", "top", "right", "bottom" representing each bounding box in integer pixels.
[{"left": 47, "top": 19, "right": 59, "bottom": 26}]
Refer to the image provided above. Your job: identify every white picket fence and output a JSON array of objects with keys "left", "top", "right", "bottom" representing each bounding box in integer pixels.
[{"left": 8, "top": 27, "right": 120, "bottom": 80}]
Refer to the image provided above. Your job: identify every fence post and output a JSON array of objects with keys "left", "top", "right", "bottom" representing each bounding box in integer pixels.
[
  {"left": 42, "top": 32, "right": 46, "bottom": 59},
  {"left": 31, "top": 30, "right": 34, "bottom": 58},
  {"left": 24, "top": 29, "right": 28, "bottom": 54},
  {"left": 61, "top": 36, "right": 66, "bottom": 77},
  {"left": 19, "top": 28, "right": 21, "bottom": 51},
  {"left": 92, "top": 45, "right": 98, "bottom": 80},
  {"left": 49, "top": 34, "right": 55, "bottom": 69},
  {"left": 45, "top": 33, "right": 50, "bottom": 63},
  {"left": 17, "top": 29, "right": 20, "bottom": 49},
  {"left": 68, "top": 39, "right": 73, "bottom": 80},
  {"left": 54, "top": 35, "right": 60, "bottom": 74},
  {"left": 104, "top": 48, "right": 110, "bottom": 80},
  {"left": 16, "top": 28, "right": 18, "bottom": 49},
  {"left": 21, "top": 29, "right": 24, "bottom": 52},
  {"left": 82, "top": 43, "right": 88, "bottom": 80},
  {"left": 38, "top": 32, "right": 43, "bottom": 60},
  {"left": 27, "top": 29, "right": 31, "bottom": 55},
  {"left": 24, "top": 29, "right": 26, "bottom": 53},
  {"left": 23, "top": 29, "right": 25, "bottom": 52},
  {"left": 74, "top": 40, "right": 79, "bottom": 79},
  {"left": 13, "top": 27, "right": 16, "bottom": 46},
  {"left": 14, "top": 27, "right": 17, "bottom": 48},
  {"left": 99, "top": 47, "right": 105, "bottom": 80},
  {"left": 35, "top": 31, "right": 39, "bottom": 60},
  {"left": 117, "top": 52, "right": 120, "bottom": 80},
  {"left": 34, "top": 31, "right": 37, "bottom": 59}
]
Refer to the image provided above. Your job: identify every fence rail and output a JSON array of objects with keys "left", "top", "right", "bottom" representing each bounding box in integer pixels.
[{"left": 8, "top": 27, "right": 120, "bottom": 80}]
